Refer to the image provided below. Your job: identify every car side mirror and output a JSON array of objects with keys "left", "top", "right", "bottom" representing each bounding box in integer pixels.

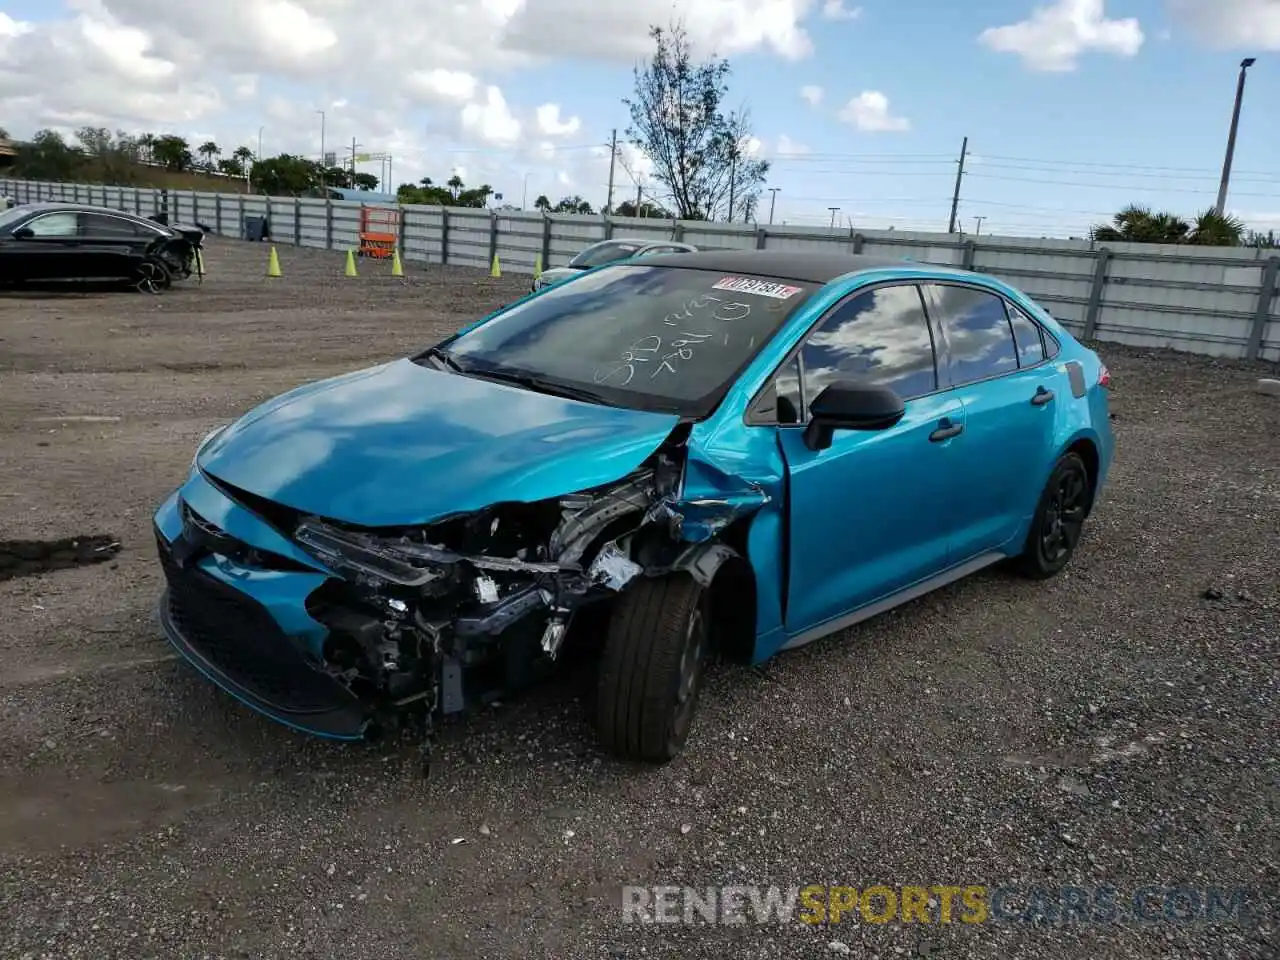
[
  {"left": 12, "top": 227, "right": 33, "bottom": 239},
  {"left": 803, "top": 381, "right": 906, "bottom": 451}
]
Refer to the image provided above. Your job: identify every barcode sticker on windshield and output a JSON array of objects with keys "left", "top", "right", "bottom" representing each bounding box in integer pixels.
[{"left": 711, "top": 277, "right": 803, "bottom": 299}]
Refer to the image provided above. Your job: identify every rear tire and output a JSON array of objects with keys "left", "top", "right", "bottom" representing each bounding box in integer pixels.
[
  {"left": 595, "top": 574, "right": 709, "bottom": 763},
  {"left": 1017, "top": 452, "right": 1091, "bottom": 580}
]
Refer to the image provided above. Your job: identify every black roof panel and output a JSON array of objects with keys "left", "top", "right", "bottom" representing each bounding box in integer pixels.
[{"left": 635, "top": 249, "right": 924, "bottom": 284}]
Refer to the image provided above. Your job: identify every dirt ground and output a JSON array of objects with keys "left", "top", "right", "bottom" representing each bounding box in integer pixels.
[{"left": 0, "top": 238, "right": 1277, "bottom": 960}]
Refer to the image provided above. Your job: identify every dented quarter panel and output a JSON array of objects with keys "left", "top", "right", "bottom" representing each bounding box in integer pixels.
[{"left": 196, "top": 357, "right": 681, "bottom": 527}]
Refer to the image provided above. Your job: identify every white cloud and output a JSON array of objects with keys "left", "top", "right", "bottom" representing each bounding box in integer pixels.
[
  {"left": 502, "top": 0, "right": 816, "bottom": 61},
  {"left": 1166, "top": 0, "right": 1280, "bottom": 49},
  {"left": 406, "top": 68, "right": 479, "bottom": 105},
  {"left": 838, "top": 91, "right": 910, "bottom": 132},
  {"left": 800, "top": 84, "right": 824, "bottom": 105},
  {"left": 0, "top": 13, "right": 34, "bottom": 38},
  {"left": 460, "top": 86, "right": 522, "bottom": 145},
  {"left": 979, "top": 0, "right": 1144, "bottom": 72},
  {"left": 775, "top": 134, "right": 809, "bottom": 156},
  {"left": 821, "top": 0, "right": 862, "bottom": 20},
  {"left": 534, "top": 103, "right": 582, "bottom": 137}
]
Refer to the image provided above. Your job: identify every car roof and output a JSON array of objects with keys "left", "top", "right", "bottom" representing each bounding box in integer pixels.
[
  {"left": 635, "top": 249, "right": 947, "bottom": 285},
  {"left": 17, "top": 201, "right": 160, "bottom": 220}
]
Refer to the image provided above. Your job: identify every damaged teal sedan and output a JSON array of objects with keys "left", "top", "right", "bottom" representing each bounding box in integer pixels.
[{"left": 154, "top": 250, "right": 1114, "bottom": 763}]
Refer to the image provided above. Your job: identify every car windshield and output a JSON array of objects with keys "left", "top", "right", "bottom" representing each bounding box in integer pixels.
[
  {"left": 430, "top": 263, "right": 816, "bottom": 417},
  {"left": 568, "top": 241, "right": 647, "bottom": 268}
]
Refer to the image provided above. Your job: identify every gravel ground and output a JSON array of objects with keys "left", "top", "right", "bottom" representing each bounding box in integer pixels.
[{"left": 1, "top": 238, "right": 1277, "bottom": 959}]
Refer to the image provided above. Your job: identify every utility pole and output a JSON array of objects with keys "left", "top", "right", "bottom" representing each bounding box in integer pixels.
[
  {"left": 727, "top": 145, "right": 739, "bottom": 223},
  {"left": 316, "top": 110, "right": 326, "bottom": 188},
  {"left": 947, "top": 135, "right": 968, "bottom": 233},
  {"left": 635, "top": 181, "right": 643, "bottom": 214},
  {"left": 350, "top": 138, "right": 359, "bottom": 180},
  {"left": 767, "top": 187, "right": 780, "bottom": 225},
  {"left": 605, "top": 129, "right": 617, "bottom": 214},
  {"left": 828, "top": 206, "right": 840, "bottom": 229},
  {"left": 973, "top": 215, "right": 986, "bottom": 236},
  {"left": 1215, "top": 57, "right": 1256, "bottom": 215}
]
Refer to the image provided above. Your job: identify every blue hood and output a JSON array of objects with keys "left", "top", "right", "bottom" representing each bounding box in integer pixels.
[{"left": 196, "top": 358, "right": 681, "bottom": 526}]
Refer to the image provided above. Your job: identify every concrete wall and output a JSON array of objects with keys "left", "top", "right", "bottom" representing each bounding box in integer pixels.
[{"left": 4, "top": 177, "right": 1278, "bottom": 362}]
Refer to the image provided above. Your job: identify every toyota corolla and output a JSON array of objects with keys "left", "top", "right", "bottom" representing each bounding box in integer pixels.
[{"left": 154, "top": 250, "right": 1114, "bottom": 762}]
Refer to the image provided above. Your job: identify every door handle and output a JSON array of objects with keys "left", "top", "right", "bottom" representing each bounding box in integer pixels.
[
  {"left": 929, "top": 419, "right": 963, "bottom": 442},
  {"left": 1030, "top": 386, "right": 1054, "bottom": 406}
]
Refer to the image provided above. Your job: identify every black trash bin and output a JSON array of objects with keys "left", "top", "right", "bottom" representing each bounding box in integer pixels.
[{"left": 243, "top": 215, "right": 271, "bottom": 242}]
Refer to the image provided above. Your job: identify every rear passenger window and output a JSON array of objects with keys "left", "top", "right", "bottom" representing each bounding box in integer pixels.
[
  {"left": 799, "top": 284, "right": 937, "bottom": 404},
  {"left": 1006, "top": 303, "right": 1045, "bottom": 367},
  {"left": 925, "top": 285, "right": 1019, "bottom": 386}
]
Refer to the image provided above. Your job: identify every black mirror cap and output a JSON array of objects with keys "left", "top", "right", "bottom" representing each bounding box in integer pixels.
[
  {"left": 803, "top": 381, "right": 905, "bottom": 451},
  {"left": 810, "top": 381, "right": 906, "bottom": 430},
  {"left": 12, "top": 226, "right": 33, "bottom": 239}
]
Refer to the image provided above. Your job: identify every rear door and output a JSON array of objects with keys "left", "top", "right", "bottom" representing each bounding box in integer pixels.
[
  {"left": 774, "top": 282, "right": 963, "bottom": 633},
  {"left": 921, "top": 282, "right": 1060, "bottom": 559},
  {"left": 9, "top": 211, "right": 82, "bottom": 279}
]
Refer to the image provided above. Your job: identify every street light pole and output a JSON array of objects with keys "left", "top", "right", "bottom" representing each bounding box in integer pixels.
[
  {"left": 317, "top": 110, "right": 326, "bottom": 188},
  {"left": 767, "top": 187, "right": 780, "bottom": 225},
  {"left": 828, "top": 206, "right": 840, "bottom": 229},
  {"left": 1215, "top": 57, "right": 1256, "bottom": 216},
  {"left": 973, "top": 215, "right": 986, "bottom": 236}
]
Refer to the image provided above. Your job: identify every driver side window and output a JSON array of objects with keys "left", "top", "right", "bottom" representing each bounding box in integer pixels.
[{"left": 798, "top": 284, "right": 938, "bottom": 414}]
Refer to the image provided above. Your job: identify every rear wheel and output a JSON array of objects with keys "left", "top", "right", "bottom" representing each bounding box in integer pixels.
[
  {"left": 1017, "top": 452, "right": 1091, "bottom": 579},
  {"left": 135, "top": 257, "right": 172, "bottom": 294},
  {"left": 595, "top": 574, "right": 709, "bottom": 763}
]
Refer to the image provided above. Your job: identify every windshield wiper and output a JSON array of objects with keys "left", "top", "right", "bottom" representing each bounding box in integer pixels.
[
  {"left": 470, "top": 367, "right": 615, "bottom": 406},
  {"left": 421, "top": 346, "right": 464, "bottom": 372}
]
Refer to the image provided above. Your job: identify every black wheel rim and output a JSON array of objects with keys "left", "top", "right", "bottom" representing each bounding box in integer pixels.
[
  {"left": 136, "top": 262, "right": 164, "bottom": 294},
  {"left": 1040, "top": 466, "right": 1088, "bottom": 564},
  {"left": 669, "top": 603, "right": 707, "bottom": 751}
]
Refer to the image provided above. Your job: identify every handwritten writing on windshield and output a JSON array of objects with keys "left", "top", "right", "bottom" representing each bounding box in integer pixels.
[{"left": 592, "top": 293, "right": 754, "bottom": 387}]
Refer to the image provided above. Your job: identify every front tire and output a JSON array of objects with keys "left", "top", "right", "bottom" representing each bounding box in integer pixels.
[
  {"left": 134, "top": 257, "right": 172, "bottom": 294},
  {"left": 595, "top": 574, "right": 709, "bottom": 763},
  {"left": 1017, "top": 451, "right": 1091, "bottom": 580}
]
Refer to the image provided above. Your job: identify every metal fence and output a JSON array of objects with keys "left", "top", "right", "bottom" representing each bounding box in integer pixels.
[{"left": 3, "top": 177, "right": 1278, "bottom": 362}]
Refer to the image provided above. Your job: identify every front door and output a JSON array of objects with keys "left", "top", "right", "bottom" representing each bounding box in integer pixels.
[
  {"left": 778, "top": 282, "right": 960, "bottom": 635},
  {"left": 77, "top": 212, "right": 151, "bottom": 279}
]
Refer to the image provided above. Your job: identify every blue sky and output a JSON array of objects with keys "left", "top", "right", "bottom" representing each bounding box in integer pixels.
[{"left": 3, "top": 0, "right": 1278, "bottom": 238}]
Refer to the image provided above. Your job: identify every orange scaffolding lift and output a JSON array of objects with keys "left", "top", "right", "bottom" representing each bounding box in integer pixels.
[{"left": 358, "top": 205, "right": 400, "bottom": 258}]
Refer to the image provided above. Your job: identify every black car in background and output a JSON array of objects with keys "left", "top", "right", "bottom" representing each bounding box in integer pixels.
[{"left": 0, "top": 202, "right": 204, "bottom": 293}]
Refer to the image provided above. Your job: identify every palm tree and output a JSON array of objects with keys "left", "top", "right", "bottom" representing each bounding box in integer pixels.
[
  {"left": 447, "top": 173, "right": 464, "bottom": 198},
  {"left": 1188, "top": 209, "right": 1245, "bottom": 246},
  {"left": 1091, "top": 204, "right": 1190, "bottom": 244},
  {"left": 198, "top": 140, "right": 220, "bottom": 171}
]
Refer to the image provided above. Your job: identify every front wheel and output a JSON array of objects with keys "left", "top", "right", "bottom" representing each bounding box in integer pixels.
[
  {"left": 595, "top": 574, "right": 709, "bottom": 763},
  {"left": 1017, "top": 451, "right": 1091, "bottom": 580},
  {"left": 134, "top": 257, "right": 172, "bottom": 294}
]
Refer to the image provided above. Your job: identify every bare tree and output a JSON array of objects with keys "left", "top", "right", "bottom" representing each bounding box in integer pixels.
[{"left": 623, "top": 21, "right": 769, "bottom": 221}]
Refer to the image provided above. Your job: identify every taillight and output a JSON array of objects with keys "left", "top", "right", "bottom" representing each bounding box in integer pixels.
[{"left": 1097, "top": 363, "right": 1111, "bottom": 388}]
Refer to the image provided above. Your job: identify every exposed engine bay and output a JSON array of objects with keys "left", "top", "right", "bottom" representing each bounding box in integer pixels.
[{"left": 285, "top": 424, "right": 765, "bottom": 752}]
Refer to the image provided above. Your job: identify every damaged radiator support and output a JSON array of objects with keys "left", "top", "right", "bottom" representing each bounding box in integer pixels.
[{"left": 287, "top": 444, "right": 766, "bottom": 756}]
